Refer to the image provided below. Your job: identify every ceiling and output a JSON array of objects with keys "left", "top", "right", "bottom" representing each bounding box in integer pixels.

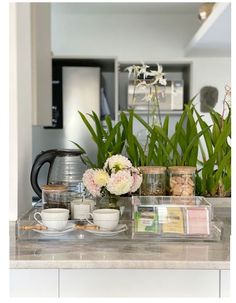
[
  {"left": 186, "top": 3, "right": 231, "bottom": 56},
  {"left": 52, "top": 2, "right": 203, "bottom": 15}
]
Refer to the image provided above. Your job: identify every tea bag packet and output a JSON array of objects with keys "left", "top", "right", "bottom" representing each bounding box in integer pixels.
[
  {"left": 186, "top": 207, "right": 210, "bottom": 235},
  {"left": 159, "top": 207, "right": 184, "bottom": 234},
  {"left": 135, "top": 206, "right": 158, "bottom": 233}
]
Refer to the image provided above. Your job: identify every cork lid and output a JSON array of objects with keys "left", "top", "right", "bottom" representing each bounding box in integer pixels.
[
  {"left": 139, "top": 166, "right": 167, "bottom": 174},
  {"left": 168, "top": 166, "right": 196, "bottom": 174},
  {"left": 41, "top": 184, "right": 68, "bottom": 192}
]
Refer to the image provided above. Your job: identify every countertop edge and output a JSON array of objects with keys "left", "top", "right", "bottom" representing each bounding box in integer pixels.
[{"left": 10, "top": 260, "right": 230, "bottom": 270}]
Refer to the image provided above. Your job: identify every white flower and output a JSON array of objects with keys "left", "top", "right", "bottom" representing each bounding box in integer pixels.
[
  {"left": 82, "top": 169, "right": 102, "bottom": 197},
  {"left": 136, "top": 80, "right": 148, "bottom": 88},
  {"left": 125, "top": 65, "right": 141, "bottom": 78},
  {"left": 104, "top": 154, "right": 132, "bottom": 172},
  {"left": 130, "top": 168, "right": 143, "bottom": 193},
  {"left": 106, "top": 170, "right": 133, "bottom": 195},
  {"left": 142, "top": 93, "right": 153, "bottom": 102},
  {"left": 137, "top": 63, "right": 150, "bottom": 79},
  {"left": 148, "top": 64, "right": 167, "bottom": 86},
  {"left": 159, "top": 78, "right": 167, "bottom": 86},
  {"left": 82, "top": 154, "right": 142, "bottom": 197},
  {"left": 93, "top": 169, "right": 109, "bottom": 187}
]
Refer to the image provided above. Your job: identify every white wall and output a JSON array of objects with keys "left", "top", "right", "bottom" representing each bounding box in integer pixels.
[
  {"left": 51, "top": 11, "right": 199, "bottom": 60},
  {"left": 50, "top": 5, "right": 230, "bottom": 101},
  {"left": 31, "top": 4, "right": 231, "bottom": 188},
  {"left": 191, "top": 58, "right": 231, "bottom": 125},
  {"left": 10, "top": 3, "right": 33, "bottom": 220}
]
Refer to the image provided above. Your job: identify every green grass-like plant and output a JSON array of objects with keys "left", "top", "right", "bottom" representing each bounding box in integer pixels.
[{"left": 73, "top": 99, "right": 231, "bottom": 197}]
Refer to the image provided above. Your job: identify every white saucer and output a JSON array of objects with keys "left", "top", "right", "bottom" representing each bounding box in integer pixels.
[
  {"left": 84, "top": 224, "right": 128, "bottom": 237},
  {"left": 32, "top": 223, "right": 75, "bottom": 236}
]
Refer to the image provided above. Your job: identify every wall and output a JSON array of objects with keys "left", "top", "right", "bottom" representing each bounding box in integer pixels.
[
  {"left": 50, "top": 6, "right": 230, "bottom": 102},
  {"left": 191, "top": 58, "right": 231, "bottom": 125},
  {"left": 10, "top": 3, "right": 33, "bottom": 220},
  {"left": 51, "top": 10, "right": 199, "bottom": 60},
  {"left": 31, "top": 4, "right": 231, "bottom": 187}
]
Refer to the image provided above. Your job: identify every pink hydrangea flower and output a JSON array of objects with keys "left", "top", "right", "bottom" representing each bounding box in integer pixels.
[
  {"left": 82, "top": 169, "right": 102, "bottom": 197},
  {"left": 130, "top": 168, "right": 143, "bottom": 193}
]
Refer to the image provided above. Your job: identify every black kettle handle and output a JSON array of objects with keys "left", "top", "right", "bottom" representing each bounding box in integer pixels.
[{"left": 30, "top": 149, "right": 58, "bottom": 198}]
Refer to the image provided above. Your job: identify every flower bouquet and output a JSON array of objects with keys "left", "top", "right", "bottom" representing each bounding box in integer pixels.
[{"left": 82, "top": 155, "right": 143, "bottom": 208}]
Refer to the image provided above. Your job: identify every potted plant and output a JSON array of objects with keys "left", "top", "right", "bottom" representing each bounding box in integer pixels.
[{"left": 195, "top": 85, "right": 231, "bottom": 200}]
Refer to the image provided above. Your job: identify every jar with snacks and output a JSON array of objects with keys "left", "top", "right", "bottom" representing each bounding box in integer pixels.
[
  {"left": 168, "top": 166, "right": 196, "bottom": 196},
  {"left": 139, "top": 166, "right": 166, "bottom": 196}
]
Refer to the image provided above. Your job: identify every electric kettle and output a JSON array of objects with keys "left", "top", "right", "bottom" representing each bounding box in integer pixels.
[{"left": 30, "top": 149, "right": 87, "bottom": 198}]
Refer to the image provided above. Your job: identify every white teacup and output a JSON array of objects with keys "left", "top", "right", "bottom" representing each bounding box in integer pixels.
[
  {"left": 34, "top": 208, "right": 69, "bottom": 230},
  {"left": 87, "top": 209, "right": 120, "bottom": 231}
]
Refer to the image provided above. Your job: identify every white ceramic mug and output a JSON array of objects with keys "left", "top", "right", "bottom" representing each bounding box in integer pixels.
[
  {"left": 86, "top": 209, "right": 120, "bottom": 231},
  {"left": 34, "top": 208, "right": 69, "bottom": 230}
]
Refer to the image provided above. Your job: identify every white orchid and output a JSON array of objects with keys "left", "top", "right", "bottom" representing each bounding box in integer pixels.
[
  {"left": 147, "top": 64, "right": 167, "bottom": 86},
  {"left": 126, "top": 62, "right": 167, "bottom": 127},
  {"left": 127, "top": 63, "right": 167, "bottom": 87},
  {"left": 136, "top": 80, "right": 148, "bottom": 88},
  {"left": 125, "top": 65, "right": 141, "bottom": 78},
  {"left": 137, "top": 63, "right": 150, "bottom": 79},
  {"left": 142, "top": 93, "right": 153, "bottom": 102}
]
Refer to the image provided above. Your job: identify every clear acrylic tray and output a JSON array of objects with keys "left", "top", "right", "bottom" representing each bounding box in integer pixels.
[
  {"left": 132, "top": 196, "right": 222, "bottom": 241},
  {"left": 15, "top": 196, "right": 223, "bottom": 242}
]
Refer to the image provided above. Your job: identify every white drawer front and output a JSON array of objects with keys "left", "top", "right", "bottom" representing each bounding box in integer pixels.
[
  {"left": 60, "top": 269, "right": 219, "bottom": 297},
  {"left": 221, "top": 269, "right": 230, "bottom": 297},
  {"left": 10, "top": 269, "right": 58, "bottom": 297}
]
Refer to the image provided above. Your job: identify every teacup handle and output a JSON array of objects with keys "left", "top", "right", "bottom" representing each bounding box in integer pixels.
[
  {"left": 85, "top": 213, "right": 94, "bottom": 225},
  {"left": 33, "top": 212, "right": 44, "bottom": 226}
]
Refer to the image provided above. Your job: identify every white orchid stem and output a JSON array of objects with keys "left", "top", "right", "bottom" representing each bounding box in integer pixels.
[{"left": 154, "top": 85, "right": 162, "bottom": 127}]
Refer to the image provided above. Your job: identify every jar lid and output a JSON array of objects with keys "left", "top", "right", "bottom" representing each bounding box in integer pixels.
[
  {"left": 41, "top": 184, "right": 68, "bottom": 192},
  {"left": 168, "top": 166, "right": 196, "bottom": 174},
  {"left": 139, "top": 166, "right": 167, "bottom": 174}
]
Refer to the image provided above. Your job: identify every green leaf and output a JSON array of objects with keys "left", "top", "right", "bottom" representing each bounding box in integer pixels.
[
  {"left": 104, "top": 122, "right": 122, "bottom": 151},
  {"left": 70, "top": 140, "right": 86, "bottom": 154},
  {"left": 78, "top": 111, "right": 98, "bottom": 144},
  {"left": 105, "top": 114, "right": 113, "bottom": 133},
  {"left": 194, "top": 109, "right": 213, "bottom": 156},
  {"left": 182, "top": 126, "right": 209, "bottom": 165},
  {"left": 147, "top": 131, "right": 157, "bottom": 165}
]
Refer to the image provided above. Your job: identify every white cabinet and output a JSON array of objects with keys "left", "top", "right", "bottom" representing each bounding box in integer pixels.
[
  {"left": 220, "top": 269, "right": 230, "bottom": 297},
  {"left": 10, "top": 268, "right": 229, "bottom": 297},
  {"left": 31, "top": 3, "right": 52, "bottom": 126},
  {"left": 59, "top": 269, "right": 219, "bottom": 297},
  {"left": 10, "top": 269, "right": 58, "bottom": 297}
]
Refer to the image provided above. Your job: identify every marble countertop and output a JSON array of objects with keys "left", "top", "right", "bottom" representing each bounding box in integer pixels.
[{"left": 10, "top": 199, "right": 231, "bottom": 270}]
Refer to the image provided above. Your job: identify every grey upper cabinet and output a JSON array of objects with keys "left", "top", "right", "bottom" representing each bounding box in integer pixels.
[{"left": 31, "top": 3, "right": 52, "bottom": 126}]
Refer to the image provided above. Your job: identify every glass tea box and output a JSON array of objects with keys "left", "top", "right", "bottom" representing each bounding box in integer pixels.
[{"left": 132, "top": 196, "right": 222, "bottom": 241}]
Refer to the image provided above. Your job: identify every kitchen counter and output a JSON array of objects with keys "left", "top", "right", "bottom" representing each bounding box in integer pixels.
[{"left": 10, "top": 199, "right": 230, "bottom": 270}]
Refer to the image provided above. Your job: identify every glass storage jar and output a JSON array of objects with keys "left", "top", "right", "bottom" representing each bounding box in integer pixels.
[
  {"left": 168, "top": 166, "right": 196, "bottom": 196},
  {"left": 42, "top": 184, "right": 82, "bottom": 219},
  {"left": 139, "top": 166, "right": 167, "bottom": 196}
]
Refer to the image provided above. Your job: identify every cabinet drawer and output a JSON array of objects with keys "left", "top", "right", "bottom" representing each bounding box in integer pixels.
[
  {"left": 221, "top": 269, "right": 230, "bottom": 297},
  {"left": 10, "top": 269, "right": 58, "bottom": 297},
  {"left": 60, "top": 269, "right": 219, "bottom": 297}
]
